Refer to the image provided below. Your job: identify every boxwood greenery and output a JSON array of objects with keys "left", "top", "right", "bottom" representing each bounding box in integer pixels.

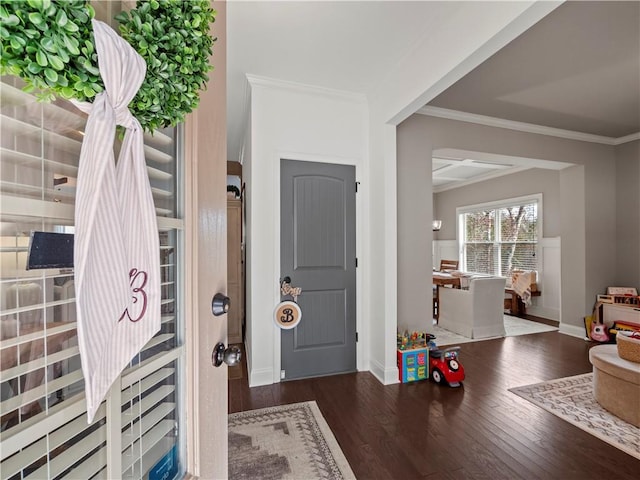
[{"left": 0, "top": 0, "right": 216, "bottom": 132}]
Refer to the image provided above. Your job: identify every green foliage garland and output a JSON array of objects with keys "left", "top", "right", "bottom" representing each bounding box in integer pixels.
[
  {"left": 115, "top": 0, "right": 216, "bottom": 132},
  {"left": 1, "top": 0, "right": 101, "bottom": 103},
  {"left": 0, "top": 0, "right": 216, "bottom": 132}
]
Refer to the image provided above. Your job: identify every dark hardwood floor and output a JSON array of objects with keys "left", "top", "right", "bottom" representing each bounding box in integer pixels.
[{"left": 229, "top": 331, "right": 640, "bottom": 479}]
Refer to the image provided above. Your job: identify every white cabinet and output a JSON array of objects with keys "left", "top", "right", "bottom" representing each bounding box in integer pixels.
[{"left": 602, "top": 303, "right": 640, "bottom": 326}]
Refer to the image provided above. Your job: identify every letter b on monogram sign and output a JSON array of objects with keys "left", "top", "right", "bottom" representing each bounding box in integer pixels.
[{"left": 273, "top": 301, "right": 302, "bottom": 329}]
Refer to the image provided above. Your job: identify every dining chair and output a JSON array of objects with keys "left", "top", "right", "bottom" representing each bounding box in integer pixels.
[{"left": 439, "top": 259, "right": 459, "bottom": 271}]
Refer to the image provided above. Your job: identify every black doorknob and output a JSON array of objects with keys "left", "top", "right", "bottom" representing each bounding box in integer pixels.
[
  {"left": 212, "top": 342, "right": 242, "bottom": 367},
  {"left": 212, "top": 293, "right": 230, "bottom": 316}
]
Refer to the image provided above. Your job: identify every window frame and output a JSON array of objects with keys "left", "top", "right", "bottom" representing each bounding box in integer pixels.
[{"left": 456, "top": 193, "right": 543, "bottom": 276}]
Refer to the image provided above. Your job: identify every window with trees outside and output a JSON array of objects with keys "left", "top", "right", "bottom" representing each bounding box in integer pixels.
[{"left": 458, "top": 195, "right": 540, "bottom": 277}]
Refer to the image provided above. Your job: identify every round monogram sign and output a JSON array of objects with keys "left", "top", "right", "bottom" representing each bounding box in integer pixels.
[{"left": 274, "top": 301, "right": 302, "bottom": 329}]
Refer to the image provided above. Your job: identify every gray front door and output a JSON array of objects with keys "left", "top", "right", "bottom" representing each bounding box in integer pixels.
[{"left": 280, "top": 159, "right": 356, "bottom": 380}]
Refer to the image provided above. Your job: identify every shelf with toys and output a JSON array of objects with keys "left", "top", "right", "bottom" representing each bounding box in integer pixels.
[
  {"left": 598, "top": 287, "right": 640, "bottom": 328},
  {"left": 587, "top": 287, "right": 640, "bottom": 343},
  {"left": 396, "top": 331, "right": 430, "bottom": 383}
]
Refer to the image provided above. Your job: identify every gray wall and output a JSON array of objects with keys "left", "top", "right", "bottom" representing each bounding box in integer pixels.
[
  {"left": 615, "top": 140, "right": 640, "bottom": 288},
  {"left": 397, "top": 122, "right": 433, "bottom": 330},
  {"left": 397, "top": 114, "right": 627, "bottom": 333},
  {"left": 434, "top": 168, "right": 562, "bottom": 240}
]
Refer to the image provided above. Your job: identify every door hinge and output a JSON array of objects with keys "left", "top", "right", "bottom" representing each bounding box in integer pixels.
[
  {"left": 356, "top": 332, "right": 359, "bottom": 342},
  {"left": 355, "top": 257, "right": 358, "bottom": 268},
  {"left": 280, "top": 370, "right": 286, "bottom": 380},
  {"left": 355, "top": 181, "right": 360, "bottom": 192}
]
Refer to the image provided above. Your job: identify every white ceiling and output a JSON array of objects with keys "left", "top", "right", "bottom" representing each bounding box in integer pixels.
[
  {"left": 227, "top": 0, "right": 462, "bottom": 162},
  {"left": 227, "top": 1, "right": 639, "bottom": 189}
]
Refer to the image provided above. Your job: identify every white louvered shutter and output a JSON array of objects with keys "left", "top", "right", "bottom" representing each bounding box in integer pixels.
[{"left": 0, "top": 72, "right": 185, "bottom": 480}]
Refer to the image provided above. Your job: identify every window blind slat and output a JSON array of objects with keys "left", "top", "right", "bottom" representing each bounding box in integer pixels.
[
  {"left": 121, "top": 419, "right": 174, "bottom": 472},
  {"left": 0, "top": 300, "right": 45, "bottom": 317},
  {"left": 122, "top": 385, "right": 175, "bottom": 420},
  {"left": 0, "top": 194, "right": 75, "bottom": 221},
  {"left": 0, "top": 369, "right": 83, "bottom": 414},
  {"left": 142, "top": 333, "right": 175, "bottom": 352},
  {"left": 122, "top": 438, "right": 175, "bottom": 480},
  {"left": 89, "top": 466, "right": 108, "bottom": 480},
  {"left": 0, "top": 114, "right": 42, "bottom": 138},
  {"left": 121, "top": 368, "right": 174, "bottom": 406},
  {"left": 0, "top": 345, "right": 79, "bottom": 384},
  {"left": 0, "top": 320, "right": 77, "bottom": 350},
  {"left": 0, "top": 393, "right": 87, "bottom": 460},
  {"left": 0, "top": 180, "right": 76, "bottom": 202},
  {"left": 1, "top": 193, "right": 181, "bottom": 226},
  {"left": 29, "top": 424, "right": 106, "bottom": 479},
  {"left": 49, "top": 409, "right": 106, "bottom": 456},
  {"left": 1, "top": 114, "right": 83, "bottom": 155},
  {"left": 155, "top": 207, "right": 173, "bottom": 217},
  {"left": 121, "top": 347, "right": 182, "bottom": 387},
  {"left": 61, "top": 446, "right": 107, "bottom": 480},
  {"left": 142, "top": 130, "right": 172, "bottom": 148},
  {"left": 0, "top": 436, "right": 47, "bottom": 478},
  {"left": 0, "top": 146, "right": 79, "bottom": 177},
  {"left": 0, "top": 406, "right": 107, "bottom": 478},
  {"left": 146, "top": 166, "right": 172, "bottom": 181},
  {"left": 151, "top": 187, "right": 173, "bottom": 198},
  {"left": 1, "top": 158, "right": 173, "bottom": 196},
  {"left": 121, "top": 402, "right": 175, "bottom": 452},
  {"left": 156, "top": 217, "right": 184, "bottom": 230},
  {"left": 143, "top": 144, "right": 173, "bottom": 164},
  {"left": 0, "top": 245, "right": 29, "bottom": 253},
  {"left": 142, "top": 333, "right": 174, "bottom": 353},
  {"left": 0, "top": 82, "right": 85, "bottom": 127}
]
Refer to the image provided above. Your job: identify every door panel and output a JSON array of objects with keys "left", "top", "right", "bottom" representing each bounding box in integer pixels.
[
  {"left": 294, "top": 176, "right": 346, "bottom": 269},
  {"left": 281, "top": 160, "right": 356, "bottom": 380},
  {"left": 295, "top": 289, "right": 346, "bottom": 348}
]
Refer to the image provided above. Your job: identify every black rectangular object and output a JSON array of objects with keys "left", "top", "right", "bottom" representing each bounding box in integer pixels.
[{"left": 27, "top": 231, "right": 74, "bottom": 270}]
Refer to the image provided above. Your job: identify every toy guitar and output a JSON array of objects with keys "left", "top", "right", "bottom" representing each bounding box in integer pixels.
[{"left": 590, "top": 321, "right": 610, "bottom": 343}]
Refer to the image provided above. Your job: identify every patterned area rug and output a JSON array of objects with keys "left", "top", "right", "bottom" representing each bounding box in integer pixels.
[
  {"left": 509, "top": 373, "right": 640, "bottom": 460},
  {"left": 229, "top": 401, "right": 356, "bottom": 479},
  {"left": 430, "top": 315, "right": 558, "bottom": 346}
]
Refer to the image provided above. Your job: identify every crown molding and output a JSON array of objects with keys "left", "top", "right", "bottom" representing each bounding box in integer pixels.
[
  {"left": 418, "top": 106, "right": 639, "bottom": 146},
  {"left": 614, "top": 132, "right": 640, "bottom": 145},
  {"left": 245, "top": 74, "right": 366, "bottom": 104},
  {"left": 236, "top": 78, "right": 252, "bottom": 165}
]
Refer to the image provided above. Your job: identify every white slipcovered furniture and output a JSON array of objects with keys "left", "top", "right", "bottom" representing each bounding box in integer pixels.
[{"left": 438, "top": 276, "right": 508, "bottom": 339}]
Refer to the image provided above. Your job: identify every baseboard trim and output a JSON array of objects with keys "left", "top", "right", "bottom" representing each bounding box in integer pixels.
[
  {"left": 370, "top": 358, "right": 399, "bottom": 385},
  {"left": 249, "top": 367, "right": 274, "bottom": 387},
  {"left": 559, "top": 323, "right": 586, "bottom": 340},
  {"left": 527, "top": 306, "right": 560, "bottom": 322}
]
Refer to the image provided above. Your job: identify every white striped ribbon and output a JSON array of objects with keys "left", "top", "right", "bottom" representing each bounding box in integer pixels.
[{"left": 72, "top": 19, "right": 160, "bottom": 423}]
